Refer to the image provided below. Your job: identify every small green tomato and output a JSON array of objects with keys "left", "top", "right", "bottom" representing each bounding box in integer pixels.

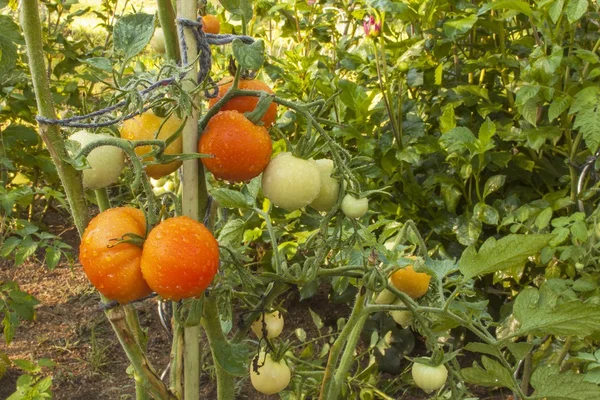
[
  {"left": 412, "top": 361, "right": 448, "bottom": 393},
  {"left": 150, "top": 28, "right": 166, "bottom": 54},
  {"left": 341, "top": 194, "right": 369, "bottom": 218},
  {"left": 69, "top": 130, "right": 125, "bottom": 189}
]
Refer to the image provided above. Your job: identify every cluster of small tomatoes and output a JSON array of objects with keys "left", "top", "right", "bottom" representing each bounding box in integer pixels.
[{"left": 72, "top": 15, "right": 446, "bottom": 395}]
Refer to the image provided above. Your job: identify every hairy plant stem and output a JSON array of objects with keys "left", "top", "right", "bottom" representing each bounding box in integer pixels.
[
  {"left": 169, "top": 322, "right": 184, "bottom": 397},
  {"left": 202, "top": 294, "right": 235, "bottom": 400},
  {"left": 319, "top": 285, "right": 366, "bottom": 400},
  {"left": 20, "top": 0, "right": 89, "bottom": 236},
  {"left": 156, "top": 0, "right": 181, "bottom": 61}
]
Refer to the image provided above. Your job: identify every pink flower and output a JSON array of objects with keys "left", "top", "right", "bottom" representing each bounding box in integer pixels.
[
  {"left": 307, "top": 0, "right": 317, "bottom": 5},
  {"left": 363, "top": 16, "right": 381, "bottom": 38}
]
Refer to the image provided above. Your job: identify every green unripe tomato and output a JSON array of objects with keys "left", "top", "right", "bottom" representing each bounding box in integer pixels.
[
  {"left": 261, "top": 152, "right": 321, "bottom": 211},
  {"left": 398, "top": 61, "right": 409, "bottom": 72},
  {"left": 164, "top": 180, "right": 176, "bottom": 192},
  {"left": 250, "top": 352, "right": 291, "bottom": 395},
  {"left": 69, "top": 130, "right": 125, "bottom": 189},
  {"left": 412, "top": 361, "right": 448, "bottom": 393},
  {"left": 341, "top": 194, "right": 369, "bottom": 218},
  {"left": 309, "top": 159, "right": 340, "bottom": 212},
  {"left": 389, "top": 300, "right": 413, "bottom": 328},
  {"left": 150, "top": 28, "right": 166, "bottom": 54},
  {"left": 251, "top": 310, "right": 284, "bottom": 339},
  {"left": 374, "top": 286, "right": 396, "bottom": 304}
]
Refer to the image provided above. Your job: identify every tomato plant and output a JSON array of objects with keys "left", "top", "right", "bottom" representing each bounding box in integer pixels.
[
  {"left": 199, "top": 110, "right": 272, "bottom": 182},
  {"left": 140, "top": 216, "right": 219, "bottom": 301},
  {"left": 79, "top": 207, "right": 151, "bottom": 304},
  {"left": 250, "top": 352, "right": 291, "bottom": 395}
]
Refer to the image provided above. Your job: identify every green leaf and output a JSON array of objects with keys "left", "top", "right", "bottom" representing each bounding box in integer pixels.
[
  {"left": 0, "top": 33, "right": 17, "bottom": 76},
  {"left": 521, "top": 98, "right": 539, "bottom": 126},
  {"left": 459, "top": 234, "right": 554, "bottom": 279},
  {"left": 80, "top": 57, "right": 113, "bottom": 72},
  {"left": 573, "top": 106, "right": 600, "bottom": 153},
  {"left": 218, "top": 219, "right": 246, "bottom": 246},
  {"left": 461, "top": 356, "right": 514, "bottom": 389},
  {"left": 232, "top": 39, "right": 265, "bottom": 70},
  {"left": 507, "top": 342, "right": 533, "bottom": 361},
  {"left": 14, "top": 237, "right": 38, "bottom": 266},
  {"left": 443, "top": 14, "right": 478, "bottom": 40},
  {"left": 479, "top": 0, "right": 533, "bottom": 16},
  {"left": 569, "top": 87, "right": 600, "bottom": 115},
  {"left": 0, "top": 15, "right": 23, "bottom": 44},
  {"left": 212, "top": 339, "right": 249, "bottom": 376},
  {"left": 440, "top": 106, "right": 456, "bottom": 133},
  {"left": 456, "top": 215, "right": 482, "bottom": 246},
  {"left": 514, "top": 284, "right": 600, "bottom": 337},
  {"left": 0, "top": 236, "right": 20, "bottom": 258},
  {"left": 548, "top": 95, "right": 572, "bottom": 122},
  {"left": 309, "top": 308, "right": 324, "bottom": 330},
  {"left": 440, "top": 127, "right": 477, "bottom": 154},
  {"left": 474, "top": 203, "right": 499, "bottom": 225},
  {"left": 534, "top": 207, "right": 553, "bottom": 229},
  {"left": 44, "top": 247, "right": 61, "bottom": 270},
  {"left": 566, "top": 0, "right": 588, "bottom": 23},
  {"left": 464, "top": 342, "right": 501, "bottom": 358},
  {"left": 549, "top": 0, "right": 565, "bottom": 23},
  {"left": 113, "top": 13, "right": 155, "bottom": 60},
  {"left": 483, "top": 175, "right": 506, "bottom": 198},
  {"left": 339, "top": 79, "right": 369, "bottom": 112},
  {"left": 532, "top": 365, "right": 600, "bottom": 399},
  {"left": 220, "top": 0, "right": 253, "bottom": 19},
  {"left": 515, "top": 85, "right": 540, "bottom": 107},
  {"left": 211, "top": 188, "right": 250, "bottom": 209},
  {"left": 13, "top": 359, "right": 39, "bottom": 373},
  {"left": 365, "top": 0, "right": 409, "bottom": 13}
]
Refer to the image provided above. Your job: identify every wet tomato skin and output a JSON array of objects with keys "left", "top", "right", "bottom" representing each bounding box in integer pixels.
[
  {"left": 140, "top": 216, "right": 219, "bottom": 301},
  {"left": 79, "top": 207, "right": 152, "bottom": 304}
]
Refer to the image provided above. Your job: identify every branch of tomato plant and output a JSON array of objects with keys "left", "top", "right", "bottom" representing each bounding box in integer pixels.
[
  {"left": 318, "top": 284, "right": 367, "bottom": 400},
  {"left": 156, "top": 0, "right": 181, "bottom": 61},
  {"left": 20, "top": 0, "right": 90, "bottom": 236}
]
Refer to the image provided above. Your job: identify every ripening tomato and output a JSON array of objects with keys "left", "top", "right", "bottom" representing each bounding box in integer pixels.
[
  {"left": 309, "top": 159, "right": 340, "bottom": 212},
  {"left": 341, "top": 194, "right": 369, "bottom": 218},
  {"left": 208, "top": 78, "right": 277, "bottom": 127},
  {"left": 250, "top": 352, "right": 291, "bottom": 395},
  {"left": 150, "top": 28, "right": 166, "bottom": 54},
  {"left": 261, "top": 152, "right": 321, "bottom": 211},
  {"left": 412, "top": 361, "right": 448, "bottom": 393},
  {"left": 79, "top": 207, "right": 152, "bottom": 304},
  {"left": 390, "top": 261, "right": 431, "bottom": 299},
  {"left": 251, "top": 311, "right": 284, "bottom": 339},
  {"left": 140, "top": 216, "right": 219, "bottom": 300},
  {"left": 199, "top": 111, "right": 272, "bottom": 182},
  {"left": 389, "top": 300, "right": 413, "bottom": 328},
  {"left": 202, "top": 15, "right": 220, "bottom": 34},
  {"left": 69, "top": 130, "right": 125, "bottom": 189},
  {"left": 120, "top": 111, "right": 184, "bottom": 179}
]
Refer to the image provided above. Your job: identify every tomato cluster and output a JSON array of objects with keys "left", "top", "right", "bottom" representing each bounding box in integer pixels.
[{"left": 80, "top": 208, "right": 219, "bottom": 302}]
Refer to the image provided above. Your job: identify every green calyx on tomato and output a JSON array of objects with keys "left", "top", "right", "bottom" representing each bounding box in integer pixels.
[{"left": 69, "top": 130, "right": 125, "bottom": 189}]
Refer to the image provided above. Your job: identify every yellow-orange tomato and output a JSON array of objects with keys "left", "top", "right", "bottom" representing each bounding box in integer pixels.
[
  {"left": 79, "top": 207, "right": 152, "bottom": 304},
  {"left": 202, "top": 15, "right": 220, "bottom": 34},
  {"left": 199, "top": 111, "right": 272, "bottom": 182},
  {"left": 140, "top": 216, "right": 219, "bottom": 301},
  {"left": 208, "top": 78, "right": 277, "bottom": 127},
  {"left": 390, "top": 263, "right": 431, "bottom": 299},
  {"left": 120, "top": 111, "right": 184, "bottom": 179}
]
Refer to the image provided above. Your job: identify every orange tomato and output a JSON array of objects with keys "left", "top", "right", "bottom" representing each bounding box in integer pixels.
[
  {"left": 140, "top": 216, "right": 219, "bottom": 300},
  {"left": 208, "top": 78, "right": 277, "bottom": 127},
  {"left": 120, "top": 111, "right": 184, "bottom": 179},
  {"left": 199, "top": 110, "right": 272, "bottom": 182},
  {"left": 390, "top": 262, "right": 431, "bottom": 299},
  {"left": 79, "top": 207, "right": 152, "bottom": 304},
  {"left": 202, "top": 15, "right": 221, "bottom": 34}
]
